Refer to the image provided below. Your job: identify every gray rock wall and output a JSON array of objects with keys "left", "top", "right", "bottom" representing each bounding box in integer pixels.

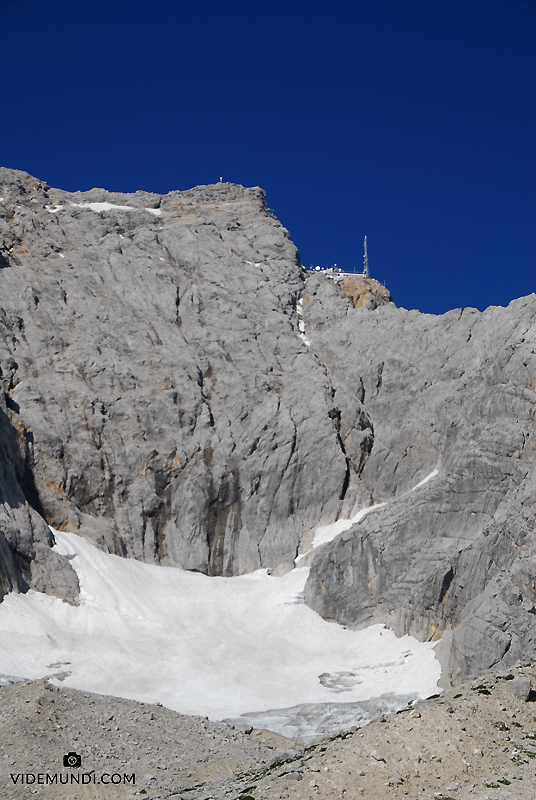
[
  {"left": 2, "top": 167, "right": 536, "bottom": 680},
  {"left": 302, "top": 279, "right": 536, "bottom": 677},
  {"left": 0, "top": 169, "right": 370, "bottom": 592}
]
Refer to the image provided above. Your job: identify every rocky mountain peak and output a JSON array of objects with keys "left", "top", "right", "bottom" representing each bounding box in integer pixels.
[{"left": 1, "top": 169, "right": 536, "bottom": 682}]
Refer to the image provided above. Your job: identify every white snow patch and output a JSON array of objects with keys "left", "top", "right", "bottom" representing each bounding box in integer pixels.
[
  {"left": 312, "top": 504, "right": 388, "bottom": 549},
  {"left": 70, "top": 202, "right": 134, "bottom": 213},
  {"left": 45, "top": 205, "right": 63, "bottom": 213},
  {"left": 59, "top": 253, "right": 65, "bottom": 258},
  {"left": 0, "top": 197, "right": 4, "bottom": 203},
  {"left": 294, "top": 471, "right": 439, "bottom": 564},
  {"left": 70, "top": 202, "right": 162, "bottom": 216},
  {"left": 296, "top": 503, "right": 387, "bottom": 563},
  {"left": 412, "top": 468, "right": 439, "bottom": 490},
  {"left": 296, "top": 297, "right": 311, "bottom": 346},
  {"left": 0, "top": 530, "right": 440, "bottom": 723}
]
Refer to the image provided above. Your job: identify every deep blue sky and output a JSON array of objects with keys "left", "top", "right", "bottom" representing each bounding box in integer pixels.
[{"left": 2, "top": 0, "right": 535, "bottom": 314}]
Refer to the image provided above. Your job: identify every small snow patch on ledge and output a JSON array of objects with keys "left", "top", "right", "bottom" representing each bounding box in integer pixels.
[
  {"left": 296, "top": 503, "right": 387, "bottom": 564},
  {"left": 71, "top": 201, "right": 134, "bottom": 212},
  {"left": 296, "top": 297, "right": 311, "bottom": 346},
  {"left": 412, "top": 468, "right": 439, "bottom": 490},
  {"left": 68, "top": 202, "right": 162, "bottom": 215}
]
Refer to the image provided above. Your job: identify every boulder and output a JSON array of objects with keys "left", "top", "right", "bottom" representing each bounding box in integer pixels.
[{"left": 505, "top": 677, "right": 531, "bottom": 701}]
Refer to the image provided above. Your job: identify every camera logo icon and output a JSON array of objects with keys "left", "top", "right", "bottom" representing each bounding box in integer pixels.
[{"left": 63, "top": 752, "right": 82, "bottom": 768}]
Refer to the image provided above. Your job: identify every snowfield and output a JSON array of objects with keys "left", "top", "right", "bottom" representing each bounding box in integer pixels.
[{"left": 0, "top": 528, "right": 440, "bottom": 738}]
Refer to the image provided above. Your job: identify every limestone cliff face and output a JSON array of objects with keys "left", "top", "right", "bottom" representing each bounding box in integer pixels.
[
  {"left": 301, "top": 278, "right": 536, "bottom": 678},
  {"left": 0, "top": 168, "right": 371, "bottom": 594},
  {"left": 1, "top": 168, "right": 536, "bottom": 680}
]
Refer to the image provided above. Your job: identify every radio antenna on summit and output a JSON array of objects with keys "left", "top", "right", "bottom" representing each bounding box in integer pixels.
[{"left": 363, "top": 236, "right": 370, "bottom": 279}]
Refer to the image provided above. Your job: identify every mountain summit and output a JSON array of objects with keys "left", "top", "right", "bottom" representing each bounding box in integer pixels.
[{"left": 1, "top": 168, "right": 535, "bottom": 682}]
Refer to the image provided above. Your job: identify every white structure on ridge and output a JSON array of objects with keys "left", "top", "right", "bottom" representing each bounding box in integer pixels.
[{"left": 310, "top": 237, "right": 371, "bottom": 280}]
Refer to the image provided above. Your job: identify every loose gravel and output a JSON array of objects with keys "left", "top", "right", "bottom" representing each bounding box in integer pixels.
[{"left": 3, "top": 666, "right": 536, "bottom": 799}]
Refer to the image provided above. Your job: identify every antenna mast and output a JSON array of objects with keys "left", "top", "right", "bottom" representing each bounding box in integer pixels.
[{"left": 363, "top": 236, "right": 370, "bottom": 279}]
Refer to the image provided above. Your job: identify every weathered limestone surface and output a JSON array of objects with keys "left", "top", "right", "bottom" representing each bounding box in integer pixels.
[
  {"left": 2, "top": 167, "right": 536, "bottom": 679},
  {"left": 302, "top": 276, "right": 536, "bottom": 678},
  {"left": 0, "top": 384, "right": 79, "bottom": 604},
  {"left": 0, "top": 168, "right": 371, "bottom": 596}
]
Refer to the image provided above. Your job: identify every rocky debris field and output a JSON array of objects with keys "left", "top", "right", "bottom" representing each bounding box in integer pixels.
[
  {"left": 4, "top": 666, "right": 536, "bottom": 800},
  {"left": 0, "top": 678, "right": 296, "bottom": 800}
]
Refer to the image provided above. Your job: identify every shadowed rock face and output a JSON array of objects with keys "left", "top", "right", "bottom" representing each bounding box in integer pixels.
[
  {"left": 1, "top": 167, "right": 536, "bottom": 679},
  {"left": 0, "top": 394, "right": 79, "bottom": 605},
  {"left": 0, "top": 168, "right": 372, "bottom": 592}
]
